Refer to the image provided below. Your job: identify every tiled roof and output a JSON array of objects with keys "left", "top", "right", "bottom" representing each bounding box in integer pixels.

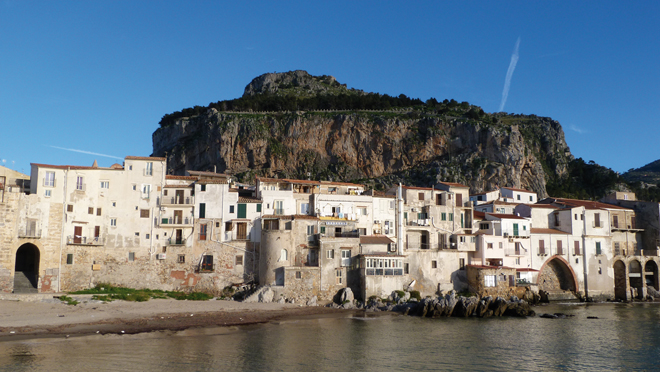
[
  {"left": 187, "top": 170, "right": 230, "bottom": 178},
  {"left": 31, "top": 163, "right": 120, "bottom": 171},
  {"left": 359, "top": 253, "right": 404, "bottom": 258},
  {"left": 372, "top": 190, "right": 396, "bottom": 198},
  {"left": 437, "top": 181, "right": 469, "bottom": 188},
  {"left": 166, "top": 175, "right": 197, "bottom": 180},
  {"left": 125, "top": 156, "right": 166, "bottom": 161},
  {"left": 320, "top": 180, "right": 364, "bottom": 187},
  {"left": 164, "top": 184, "right": 193, "bottom": 188},
  {"left": 502, "top": 186, "right": 533, "bottom": 193},
  {"left": 468, "top": 265, "right": 515, "bottom": 270},
  {"left": 516, "top": 268, "right": 539, "bottom": 272},
  {"left": 473, "top": 211, "right": 486, "bottom": 219},
  {"left": 540, "top": 197, "right": 630, "bottom": 211},
  {"left": 528, "top": 204, "right": 559, "bottom": 209},
  {"left": 197, "top": 179, "right": 229, "bottom": 185},
  {"left": 487, "top": 213, "right": 527, "bottom": 220},
  {"left": 238, "top": 197, "right": 261, "bottom": 203},
  {"left": 360, "top": 235, "right": 394, "bottom": 245},
  {"left": 402, "top": 185, "right": 434, "bottom": 191}
]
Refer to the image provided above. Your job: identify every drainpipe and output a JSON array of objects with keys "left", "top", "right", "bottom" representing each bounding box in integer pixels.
[{"left": 582, "top": 207, "right": 589, "bottom": 300}]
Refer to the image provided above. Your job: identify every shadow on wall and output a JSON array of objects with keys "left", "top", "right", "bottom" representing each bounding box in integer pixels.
[{"left": 449, "top": 269, "right": 469, "bottom": 294}]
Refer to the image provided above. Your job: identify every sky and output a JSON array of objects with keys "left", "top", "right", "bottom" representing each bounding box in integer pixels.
[{"left": 1, "top": 1, "right": 658, "bottom": 175}]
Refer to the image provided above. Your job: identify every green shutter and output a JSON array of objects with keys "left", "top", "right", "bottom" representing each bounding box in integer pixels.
[
  {"left": 199, "top": 203, "right": 206, "bottom": 219},
  {"left": 256, "top": 203, "right": 262, "bottom": 213},
  {"left": 237, "top": 204, "right": 247, "bottom": 219}
]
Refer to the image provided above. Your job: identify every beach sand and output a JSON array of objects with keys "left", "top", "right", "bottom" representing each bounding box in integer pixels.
[{"left": 0, "top": 295, "right": 357, "bottom": 340}]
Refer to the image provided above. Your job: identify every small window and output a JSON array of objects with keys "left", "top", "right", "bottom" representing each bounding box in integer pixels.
[
  {"left": 336, "top": 269, "right": 342, "bottom": 284},
  {"left": 418, "top": 192, "right": 425, "bottom": 201},
  {"left": 88, "top": 207, "right": 94, "bottom": 214},
  {"left": 431, "top": 260, "right": 437, "bottom": 269},
  {"left": 327, "top": 249, "right": 334, "bottom": 259},
  {"left": 128, "top": 252, "right": 135, "bottom": 261},
  {"left": 132, "top": 185, "right": 137, "bottom": 191},
  {"left": 404, "top": 263, "right": 409, "bottom": 274},
  {"left": 135, "top": 232, "right": 140, "bottom": 236},
  {"left": 97, "top": 208, "right": 102, "bottom": 216},
  {"left": 229, "top": 205, "right": 235, "bottom": 213},
  {"left": 140, "top": 209, "right": 149, "bottom": 218},
  {"left": 178, "top": 255, "right": 185, "bottom": 263},
  {"left": 67, "top": 204, "right": 73, "bottom": 212},
  {"left": 100, "top": 181, "right": 109, "bottom": 189},
  {"left": 66, "top": 254, "right": 73, "bottom": 265},
  {"left": 76, "top": 176, "right": 84, "bottom": 191},
  {"left": 488, "top": 243, "right": 493, "bottom": 249},
  {"left": 110, "top": 218, "right": 117, "bottom": 227},
  {"left": 112, "top": 201, "right": 116, "bottom": 207},
  {"left": 281, "top": 249, "right": 288, "bottom": 261},
  {"left": 459, "top": 258, "right": 465, "bottom": 270},
  {"left": 257, "top": 204, "right": 262, "bottom": 213},
  {"left": 596, "top": 242, "right": 602, "bottom": 255},
  {"left": 200, "top": 184, "right": 206, "bottom": 192},
  {"left": 296, "top": 271, "right": 302, "bottom": 279},
  {"left": 235, "top": 256, "right": 243, "bottom": 266},
  {"left": 441, "top": 213, "right": 447, "bottom": 221},
  {"left": 145, "top": 234, "right": 150, "bottom": 239},
  {"left": 45, "top": 189, "right": 52, "bottom": 197},
  {"left": 449, "top": 213, "right": 454, "bottom": 221},
  {"left": 517, "top": 195, "right": 521, "bottom": 200}
]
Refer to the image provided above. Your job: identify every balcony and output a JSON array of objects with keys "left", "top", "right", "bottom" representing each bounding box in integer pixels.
[
  {"left": 167, "top": 237, "right": 187, "bottom": 246},
  {"left": 161, "top": 196, "right": 194, "bottom": 206},
  {"left": 160, "top": 217, "right": 193, "bottom": 227},
  {"left": 505, "top": 248, "right": 524, "bottom": 256},
  {"left": 67, "top": 236, "right": 105, "bottom": 246},
  {"left": 324, "top": 231, "right": 360, "bottom": 238},
  {"left": 18, "top": 228, "right": 42, "bottom": 239}
]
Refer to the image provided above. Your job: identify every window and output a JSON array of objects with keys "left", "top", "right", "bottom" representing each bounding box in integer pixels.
[
  {"left": 459, "top": 258, "right": 465, "bottom": 270},
  {"left": 358, "top": 207, "right": 367, "bottom": 216},
  {"left": 280, "top": 249, "right": 288, "bottom": 261},
  {"left": 110, "top": 218, "right": 117, "bottom": 227},
  {"left": 274, "top": 200, "right": 283, "bottom": 215},
  {"left": 235, "top": 256, "right": 243, "bottom": 266},
  {"left": 100, "top": 181, "right": 109, "bottom": 189},
  {"left": 557, "top": 240, "right": 563, "bottom": 255},
  {"left": 76, "top": 176, "right": 84, "bottom": 191},
  {"left": 140, "top": 209, "right": 149, "bottom": 218},
  {"left": 441, "top": 213, "right": 447, "bottom": 221},
  {"left": 539, "top": 240, "right": 545, "bottom": 255},
  {"left": 300, "top": 203, "right": 310, "bottom": 215},
  {"left": 133, "top": 185, "right": 137, "bottom": 191},
  {"left": 449, "top": 213, "right": 454, "bottom": 221},
  {"left": 485, "top": 275, "right": 496, "bottom": 287},
  {"left": 320, "top": 226, "right": 326, "bottom": 234},
  {"left": 431, "top": 260, "right": 437, "bottom": 269},
  {"left": 145, "top": 162, "right": 153, "bottom": 176},
  {"left": 480, "top": 223, "right": 489, "bottom": 230},
  {"left": 96, "top": 208, "right": 102, "bottom": 216},
  {"left": 307, "top": 225, "right": 315, "bottom": 235},
  {"left": 575, "top": 214, "right": 578, "bottom": 221},
  {"left": 112, "top": 201, "right": 116, "bottom": 207},
  {"left": 341, "top": 249, "right": 351, "bottom": 266},
  {"left": 336, "top": 269, "right": 343, "bottom": 284},
  {"left": 66, "top": 254, "right": 73, "bottom": 265},
  {"left": 67, "top": 204, "right": 73, "bottom": 212},
  {"left": 201, "top": 255, "right": 213, "bottom": 271},
  {"left": 594, "top": 213, "right": 601, "bottom": 228},
  {"left": 129, "top": 165, "right": 133, "bottom": 171},
  {"left": 88, "top": 207, "right": 94, "bottom": 214},
  {"left": 141, "top": 184, "right": 151, "bottom": 197},
  {"left": 178, "top": 255, "right": 185, "bottom": 263},
  {"left": 44, "top": 171, "right": 55, "bottom": 187},
  {"left": 296, "top": 271, "right": 302, "bottom": 279},
  {"left": 199, "top": 203, "right": 206, "bottom": 218},
  {"left": 529, "top": 196, "right": 533, "bottom": 201},
  {"left": 418, "top": 192, "right": 425, "bottom": 201},
  {"left": 200, "top": 184, "right": 206, "bottom": 192},
  {"left": 459, "top": 236, "right": 466, "bottom": 243},
  {"left": 487, "top": 242, "right": 493, "bottom": 249},
  {"left": 257, "top": 204, "right": 262, "bottom": 213},
  {"left": 128, "top": 252, "right": 135, "bottom": 261},
  {"left": 404, "top": 263, "right": 409, "bottom": 274},
  {"left": 596, "top": 242, "right": 602, "bottom": 255},
  {"left": 515, "top": 257, "right": 520, "bottom": 265},
  {"left": 145, "top": 233, "right": 150, "bottom": 239},
  {"left": 574, "top": 241, "right": 580, "bottom": 255},
  {"left": 229, "top": 205, "right": 235, "bottom": 213},
  {"left": 135, "top": 232, "right": 140, "bottom": 237},
  {"left": 45, "top": 189, "right": 51, "bottom": 197},
  {"left": 327, "top": 249, "right": 334, "bottom": 259},
  {"left": 199, "top": 224, "right": 207, "bottom": 240},
  {"left": 517, "top": 194, "right": 521, "bottom": 201},
  {"left": 389, "top": 200, "right": 395, "bottom": 209},
  {"left": 499, "top": 242, "right": 503, "bottom": 249}
]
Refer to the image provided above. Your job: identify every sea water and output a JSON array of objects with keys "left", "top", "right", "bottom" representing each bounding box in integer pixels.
[{"left": 1, "top": 302, "right": 660, "bottom": 371}]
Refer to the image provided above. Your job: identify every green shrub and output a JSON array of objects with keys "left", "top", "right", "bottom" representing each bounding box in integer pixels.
[
  {"left": 409, "top": 290, "right": 422, "bottom": 301},
  {"left": 59, "top": 295, "right": 79, "bottom": 306}
]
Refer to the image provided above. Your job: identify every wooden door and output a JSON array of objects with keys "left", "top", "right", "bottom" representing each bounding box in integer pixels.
[
  {"left": 176, "top": 190, "right": 184, "bottom": 204},
  {"left": 456, "top": 193, "right": 463, "bottom": 207},
  {"left": 176, "top": 229, "right": 183, "bottom": 244},
  {"left": 237, "top": 223, "right": 247, "bottom": 240},
  {"left": 74, "top": 226, "right": 82, "bottom": 244}
]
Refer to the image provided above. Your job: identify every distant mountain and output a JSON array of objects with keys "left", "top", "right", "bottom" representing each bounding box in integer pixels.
[{"left": 622, "top": 159, "right": 660, "bottom": 185}]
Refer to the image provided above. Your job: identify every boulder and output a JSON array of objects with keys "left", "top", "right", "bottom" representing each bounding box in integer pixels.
[
  {"left": 503, "top": 302, "right": 535, "bottom": 317},
  {"left": 489, "top": 296, "right": 509, "bottom": 317},
  {"left": 476, "top": 296, "right": 493, "bottom": 317},
  {"left": 438, "top": 291, "right": 458, "bottom": 317},
  {"left": 338, "top": 288, "right": 354, "bottom": 304},
  {"left": 306, "top": 296, "right": 317, "bottom": 307},
  {"left": 452, "top": 296, "right": 479, "bottom": 317}
]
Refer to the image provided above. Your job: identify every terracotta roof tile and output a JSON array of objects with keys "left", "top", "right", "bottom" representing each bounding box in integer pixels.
[
  {"left": 360, "top": 235, "right": 394, "bottom": 245},
  {"left": 487, "top": 213, "right": 527, "bottom": 220},
  {"left": 125, "top": 156, "right": 166, "bottom": 161},
  {"left": 530, "top": 228, "right": 569, "bottom": 235},
  {"left": 502, "top": 186, "right": 534, "bottom": 193},
  {"left": 166, "top": 175, "right": 197, "bottom": 180},
  {"left": 437, "top": 181, "right": 469, "bottom": 188}
]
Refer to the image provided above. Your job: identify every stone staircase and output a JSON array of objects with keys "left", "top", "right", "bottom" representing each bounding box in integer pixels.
[
  {"left": 13, "top": 271, "right": 38, "bottom": 293},
  {"left": 542, "top": 289, "right": 579, "bottom": 302}
]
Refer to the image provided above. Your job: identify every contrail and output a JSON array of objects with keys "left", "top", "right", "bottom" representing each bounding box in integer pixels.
[
  {"left": 499, "top": 37, "right": 521, "bottom": 112},
  {"left": 49, "top": 146, "right": 124, "bottom": 160}
]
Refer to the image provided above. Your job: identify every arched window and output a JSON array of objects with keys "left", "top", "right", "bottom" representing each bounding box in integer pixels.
[{"left": 280, "top": 249, "right": 288, "bottom": 261}]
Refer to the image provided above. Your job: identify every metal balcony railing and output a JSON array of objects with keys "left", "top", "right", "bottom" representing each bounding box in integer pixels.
[
  {"left": 162, "top": 196, "right": 193, "bottom": 205},
  {"left": 18, "top": 229, "right": 42, "bottom": 239},
  {"left": 160, "top": 217, "right": 192, "bottom": 225},
  {"left": 167, "top": 238, "right": 186, "bottom": 245},
  {"left": 67, "top": 236, "right": 105, "bottom": 245}
]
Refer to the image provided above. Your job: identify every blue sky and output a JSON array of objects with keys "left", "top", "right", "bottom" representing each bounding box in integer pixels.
[{"left": 1, "top": 1, "right": 658, "bottom": 175}]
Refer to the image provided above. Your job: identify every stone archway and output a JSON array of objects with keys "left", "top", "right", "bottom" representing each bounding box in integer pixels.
[
  {"left": 538, "top": 256, "right": 578, "bottom": 293},
  {"left": 14, "top": 243, "right": 40, "bottom": 293},
  {"left": 629, "top": 259, "right": 643, "bottom": 299},
  {"left": 613, "top": 260, "right": 627, "bottom": 300},
  {"left": 644, "top": 260, "right": 658, "bottom": 291}
]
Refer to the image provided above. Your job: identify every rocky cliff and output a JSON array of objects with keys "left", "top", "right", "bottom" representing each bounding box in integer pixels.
[{"left": 152, "top": 71, "right": 573, "bottom": 197}]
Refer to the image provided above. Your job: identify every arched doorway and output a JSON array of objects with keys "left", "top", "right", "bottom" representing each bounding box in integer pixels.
[
  {"left": 538, "top": 257, "right": 578, "bottom": 293},
  {"left": 613, "top": 260, "right": 627, "bottom": 300},
  {"left": 629, "top": 260, "right": 643, "bottom": 299},
  {"left": 644, "top": 260, "right": 658, "bottom": 291},
  {"left": 14, "top": 243, "right": 40, "bottom": 293}
]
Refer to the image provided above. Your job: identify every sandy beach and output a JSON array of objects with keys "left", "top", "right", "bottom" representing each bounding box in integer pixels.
[{"left": 0, "top": 294, "right": 356, "bottom": 341}]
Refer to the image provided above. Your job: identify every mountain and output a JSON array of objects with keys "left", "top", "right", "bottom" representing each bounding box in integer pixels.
[
  {"left": 152, "top": 70, "right": 575, "bottom": 197},
  {"left": 622, "top": 159, "right": 660, "bottom": 185}
]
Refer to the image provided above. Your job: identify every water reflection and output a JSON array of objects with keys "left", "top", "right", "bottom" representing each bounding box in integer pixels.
[{"left": 1, "top": 303, "right": 660, "bottom": 371}]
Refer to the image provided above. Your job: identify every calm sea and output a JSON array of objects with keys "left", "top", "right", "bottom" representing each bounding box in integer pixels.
[{"left": 2, "top": 302, "right": 660, "bottom": 371}]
